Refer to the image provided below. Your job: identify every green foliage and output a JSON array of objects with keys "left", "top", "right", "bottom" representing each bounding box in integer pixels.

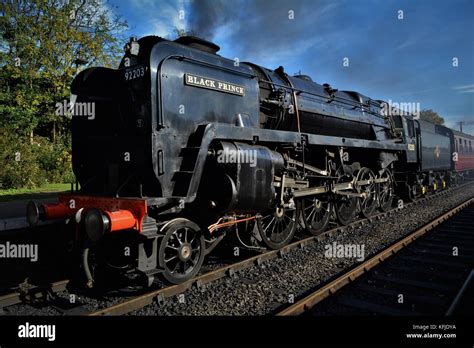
[
  {"left": 419, "top": 109, "right": 445, "bottom": 125},
  {"left": 0, "top": 0, "right": 127, "bottom": 189},
  {"left": 0, "top": 128, "right": 45, "bottom": 188},
  {"left": 35, "top": 136, "right": 75, "bottom": 184},
  {"left": 0, "top": 128, "right": 74, "bottom": 189}
]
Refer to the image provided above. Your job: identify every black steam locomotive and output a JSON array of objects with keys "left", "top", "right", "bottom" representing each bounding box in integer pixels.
[{"left": 27, "top": 36, "right": 462, "bottom": 286}]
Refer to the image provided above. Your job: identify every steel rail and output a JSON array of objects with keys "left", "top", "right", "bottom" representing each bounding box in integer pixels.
[
  {"left": 0, "top": 280, "right": 69, "bottom": 309},
  {"left": 87, "top": 183, "right": 473, "bottom": 316},
  {"left": 446, "top": 269, "right": 474, "bottom": 316},
  {"left": 276, "top": 197, "right": 474, "bottom": 316}
]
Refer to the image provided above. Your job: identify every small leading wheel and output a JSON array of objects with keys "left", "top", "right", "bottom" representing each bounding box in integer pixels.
[
  {"left": 256, "top": 205, "right": 297, "bottom": 249},
  {"left": 357, "top": 167, "right": 378, "bottom": 218},
  {"left": 378, "top": 168, "right": 394, "bottom": 212},
  {"left": 300, "top": 195, "right": 332, "bottom": 235},
  {"left": 158, "top": 218, "right": 205, "bottom": 284},
  {"left": 334, "top": 166, "right": 358, "bottom": 225}
]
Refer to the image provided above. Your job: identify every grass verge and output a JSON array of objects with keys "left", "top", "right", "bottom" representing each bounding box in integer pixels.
[{"left": 0, "top": 183, "right": 71, "bottom": 202}]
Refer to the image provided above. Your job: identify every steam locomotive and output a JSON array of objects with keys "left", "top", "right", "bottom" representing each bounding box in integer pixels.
[{"left": 26, "top": 36, "right": 473, "bottom": 286}]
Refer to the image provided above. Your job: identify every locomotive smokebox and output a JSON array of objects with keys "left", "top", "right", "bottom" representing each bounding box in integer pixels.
[{"left": 207, "top": 142, "right": 284, "bottom": 213}]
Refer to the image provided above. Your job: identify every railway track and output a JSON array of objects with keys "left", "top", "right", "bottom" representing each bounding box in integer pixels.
[
  {"left": 87, "top": 183, "right": 474, "bottom": 316},
  {"left": 0, "top": 280, "right": 69, "bottom": 311},
  {"left": 277, "top": 197, "right": 474, "bottom": 316},
  {"left": 1, "top": 181, "right": 472, "bottom": 316}
]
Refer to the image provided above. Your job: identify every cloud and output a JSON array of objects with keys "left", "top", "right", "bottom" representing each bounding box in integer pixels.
[
  {"left": 127, "top": 0, "right": 186, "bottom": 38},
  {"left": 452, "top": 84, "right": 474, "bottom": 89},
  {"left": 396, "top": 37, "right": 420, "bottom": 50},
  {"left": 452, "top": 84, "right": 474, "bottom": 94},
  {"left": 114, "top": 0, "right": 473, "bottom": 130},
  {"left": 184, "top": 0, "right": 342, "bottom": 62}
]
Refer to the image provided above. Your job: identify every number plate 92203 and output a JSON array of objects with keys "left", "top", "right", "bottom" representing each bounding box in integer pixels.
[{"left": 124, "top": 65, "right": 147, "bottom": 81}]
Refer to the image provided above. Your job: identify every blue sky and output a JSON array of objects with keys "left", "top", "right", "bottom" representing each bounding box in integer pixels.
[{"left": 108, "top": 0, "right": 474, "bottom": 134}]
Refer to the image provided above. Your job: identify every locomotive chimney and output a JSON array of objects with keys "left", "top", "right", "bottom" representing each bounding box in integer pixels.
[{"left": 174, "top": 36, "right": 220, "bottom": 54}]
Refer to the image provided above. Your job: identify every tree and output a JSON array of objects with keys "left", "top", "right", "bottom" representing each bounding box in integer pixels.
[
  {"left": 0, "top": 0, "right": 127, "bottom": 188},
  {"left": 0, "top": 0, "right": 128, "bottom": 140},
  {"left": 419, "top": 109, "right": 445, "bottom": 125}
]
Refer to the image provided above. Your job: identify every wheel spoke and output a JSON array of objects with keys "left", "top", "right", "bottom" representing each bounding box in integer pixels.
[
  {"left": 276, "top": 221, "right": 283, "bottom": 236},
  {"left": 173, "top": 231, "right": 183, "bottom": 246},
  {"left": 261, "top": 214, "right": 273, "bottom": 221},
  {"left": 165, "top": 255, "right": 178, "bottom": 263},
  {"left": 273, "top": 219, "right": 280, "bottom": 236},
  {"left": 171, "top": 261, "right": 181, "bottom": 273},
  {"left": 263, "top": 217, "right": 275, "bottom": 233}
]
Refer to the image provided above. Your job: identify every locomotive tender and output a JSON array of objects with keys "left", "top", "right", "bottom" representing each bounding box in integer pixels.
[{"left": 26, "top": 36, "right": 470, "bottom": 286}]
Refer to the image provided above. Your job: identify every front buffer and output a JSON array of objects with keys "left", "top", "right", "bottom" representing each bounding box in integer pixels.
[{"left": 26, "top": 194, "right": 169, "bottom": 287}]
